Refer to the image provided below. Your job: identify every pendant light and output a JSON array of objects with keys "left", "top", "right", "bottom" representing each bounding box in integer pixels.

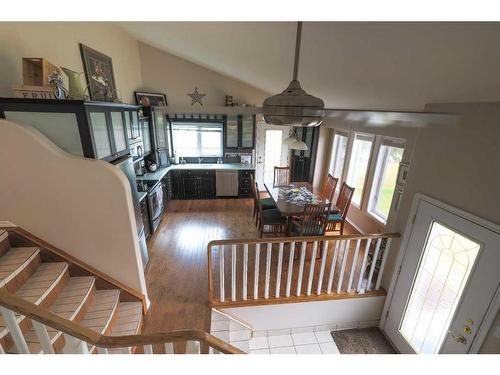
[
  {"left": 289, "top": 138, "right": 308, "bottom": 150},
  {"left": 283, "top": 128, "right": 298, "bottom": 146},
  {"left": 263, "top": 22, "right": 325, "bottom": 127}
]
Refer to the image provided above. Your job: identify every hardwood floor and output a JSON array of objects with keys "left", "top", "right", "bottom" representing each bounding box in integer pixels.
[{"left": 143, "top": 198, "right": 361, "bottom": 338}]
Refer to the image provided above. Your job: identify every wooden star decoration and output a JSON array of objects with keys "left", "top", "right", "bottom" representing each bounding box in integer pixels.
[{"left": 187, "top": 87, "right": 206, "bottom": 106}]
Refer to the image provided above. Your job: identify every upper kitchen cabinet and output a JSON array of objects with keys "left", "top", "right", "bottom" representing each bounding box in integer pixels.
[
  {"left": 142, "top": 106, "right": 171, "bottom": 167},
  {"left": 290, "top": 126, "right": 320, "bottom": 183},
  {"left": 224, "top": 115, "right": 255, "bottom": 151},
  {"left": 0, "top": 98, "right": 139, "bottom": 162}
]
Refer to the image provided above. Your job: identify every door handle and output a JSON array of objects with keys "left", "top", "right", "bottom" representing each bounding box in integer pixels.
[{"left": 448, "top": 330, "right": 467, "bottom": 345}]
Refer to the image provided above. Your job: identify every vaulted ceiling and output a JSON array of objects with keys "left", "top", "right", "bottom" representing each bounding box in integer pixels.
[{"left": 120, "top": 22, "right": 500, "bottom": 111}]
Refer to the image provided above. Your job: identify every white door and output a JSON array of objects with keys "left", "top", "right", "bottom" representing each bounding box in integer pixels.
[
  {"left": 384, "top": 196, "right": 500, "bottom": 353},
  {"left": 255, "top": 120, "right": 290, "bottom": 188}
]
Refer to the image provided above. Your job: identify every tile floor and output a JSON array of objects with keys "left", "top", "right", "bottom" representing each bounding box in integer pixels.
[{"left": 246, "top": 330, "right": 340, "bottom": 354}]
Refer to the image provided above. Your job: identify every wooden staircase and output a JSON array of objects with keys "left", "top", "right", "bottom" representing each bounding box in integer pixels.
[
  {"left": 0, "top": 224, "right": 242, "bottom": 354},
  {"left": 0, "top": 227, "right": 143, "bottom": 353}
]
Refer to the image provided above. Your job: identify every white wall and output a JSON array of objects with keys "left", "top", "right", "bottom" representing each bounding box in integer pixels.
[
  {"left": 138, "top": 42, "right": 269, "bottom": 107},
  {"left": 0, "top": 120, "right": 148, "bottom": 296},
  {"left": 0, "top": 22, "right": 143, "bottom": 104},
  {"left": 221, "top": 296, "right": 385, "bottom": 331}
]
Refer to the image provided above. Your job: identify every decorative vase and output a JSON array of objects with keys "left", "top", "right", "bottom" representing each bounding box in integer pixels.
[{"left": 60, "top": 67, "right": 86, "bottom": 100}]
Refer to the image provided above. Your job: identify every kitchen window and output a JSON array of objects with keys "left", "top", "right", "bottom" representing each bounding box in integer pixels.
[
  {"left": 346, "top": 133, "right": 374, "bottom": 206},
  {"left": 368, "top": 139, "right": 405, "bottom": 222},
  {"left": 171, "top": 121, "right": 223, "bottom": 157},
  {"left": 329, "top": 132, "right": 348, "bottom": 189}
]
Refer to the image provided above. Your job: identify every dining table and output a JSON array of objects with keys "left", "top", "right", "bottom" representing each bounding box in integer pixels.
[{"left": 263, "top": 181, "right": 340, "bottom": 217}]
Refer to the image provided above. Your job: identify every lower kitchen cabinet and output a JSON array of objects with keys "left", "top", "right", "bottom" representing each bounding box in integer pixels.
[
  {"left": 238, "top": 170, "right": 254, "bottom": 198},
  {"left": 168, "top": 168, "right": 254, "bottom": 200}
]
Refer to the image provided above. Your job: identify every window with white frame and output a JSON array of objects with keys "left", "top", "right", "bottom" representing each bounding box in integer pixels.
[
  {"left": 368, "top": 139, "right": 405, "bottom": 222},
  {"left": 329, "top": 132, "right": 348, "bottom": 189},
  {"left": 171, "top": 121, "right": 223, "bottom": 157},
  {"left": 346, "top": 133, "right": 374, "bottom": 206}
]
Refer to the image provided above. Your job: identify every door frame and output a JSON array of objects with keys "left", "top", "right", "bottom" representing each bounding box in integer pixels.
[{"left": 380, "top": 193, "right": 500, "bottom": 353}]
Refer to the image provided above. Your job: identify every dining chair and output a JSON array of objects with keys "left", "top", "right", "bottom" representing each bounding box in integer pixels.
[
  {"left": 273, "top": 166, "right": 291, "bottom": 187},
  {"left": 255, "top": 187, "right": 287, "bottom": 238},
  {"left": 290, "top": 203, "right": 332, "bottom": 236},
  {"left": 250, "top": 175, "right": 276, "bottom": 226},
  {"left": 322, "top": 174, "right": 339, "bottom": 202},
  {"left": 326, "top": 182, "right": 355, "bottom": 235}
]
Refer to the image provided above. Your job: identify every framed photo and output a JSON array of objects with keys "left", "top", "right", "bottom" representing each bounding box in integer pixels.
[
  {"left": 134, "top": 91, "right": 167, "bottom": 107},
  {"left": 80, "top": 44, "right": 117, "bottom": 102},
  {"left": 397, "top": 162, "right": 410, "bottom": 185}
]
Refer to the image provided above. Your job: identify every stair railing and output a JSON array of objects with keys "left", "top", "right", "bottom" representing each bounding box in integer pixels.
[
  {"left": 0, "top": 289, "right": 244, "bottom": 354},
  {"left": 207, "top": 232, "right": 400, "bottom": 307}
]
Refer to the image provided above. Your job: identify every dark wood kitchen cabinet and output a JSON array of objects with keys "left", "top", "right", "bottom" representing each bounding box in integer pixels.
[
  {"left": 0, "top": 98, "right": 139, "bottom": 163},
  {"left": 290, "top": 127, "right": 320, "bottom": 183},
  {"left": 238, "top": 170, "right": 254, "bottom": 198},
  {"left": 224, "top": 115, "right": 256, "bottom": 151},
  {"left": 139, "top": 116, "right": 152, "bottom": 155},
  {"left": 176, "top": 170, "right": 216, "bottom": 199}
]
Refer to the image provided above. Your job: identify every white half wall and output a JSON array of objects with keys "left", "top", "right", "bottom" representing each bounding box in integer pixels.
[
  {"left": 0, "top": 120, "right": 148, "bottom": 297},
  {"left": 221, "top": 296, "right": 385, "bottom": 331}
]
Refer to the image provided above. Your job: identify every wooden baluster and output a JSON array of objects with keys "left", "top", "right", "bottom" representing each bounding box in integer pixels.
[
  {"left": 316, "top": 241, "right": 329, "bottom": 295},
  {"left": 0, "top": 307, "right": 29, "bottom": 353},
  {"left": 336, "top": 240, "right": 351, "bottom": 293},
  {"left": 375, "top": 238, "right": 392, "bottom": 291},
  {"left": 243, "top": 243, "right": 248, "bottom": 300},
  {"left": 286, "top": 241, "right": 295, "bottom": 297},
  {"left": 231, "top": 244, "right": 237, "bottom": 302},
  {"left": 296, "top": 241, "right": 307, "bottom": 296},
  {"left": 357, "top": 239, "right": 372, "bottom": 293},
  {"left": 264, "top": 243, "right": 272, "bottom": 299},
  {"left": 186, "top": 340, "right": 200, "bottom": 354},
  {"left": 219, "top": 245, "right": 225, "bottom": 302},
  {"left": 164, "top": 342, "right": 174, "bottom": 354},
  {"left": 366, "top": 238, "right": 382, "bottom": 292},
  {"left": 327, "top": 240, "right": 341, "bottom": 293},
  {"left": 63, "top": 334, "right": 89, "bottom": 354},
  {"left": 347, "top": 239, "right": 361, "bottom": 293},
  {"left": 275, "top": 242, "right": 284, "bottom": 298},
  {"left": 143, "top": 344, "right": 153, "bottom": 354},
  {"left": 306, "top": 241, "right": 318, "bottom": 296},
  {"left": 253, "top": 243, "right": 260, "bottom": 300},
  {"left": 32, "top": 320, "right": 55, "bottom": 354}
]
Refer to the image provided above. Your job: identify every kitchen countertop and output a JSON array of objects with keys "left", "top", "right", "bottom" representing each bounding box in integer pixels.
[
  {"left": 138, "top": 192, "right": 147, "bottom": 201},
  {"left": 136, "top": 163, "right": 255, "bottom": 181}
]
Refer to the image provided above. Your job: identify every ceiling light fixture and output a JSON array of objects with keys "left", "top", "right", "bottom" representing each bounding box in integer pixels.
[
  {"left": 263, "top": 22, "right": 325, "bottom": 128},
  {"left": 289, "top": 139, "right": 308, "bottom": 150}
]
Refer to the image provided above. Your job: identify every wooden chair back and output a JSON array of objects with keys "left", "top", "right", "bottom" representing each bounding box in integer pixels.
[
  {"left": 297, "top": 203, "right": 332, "bottom": 236},
  {"left": 336, "top": 182, "right": 355, "bottom": 218},
  {"left": 322, "top": 174, "right": 339, "bottom": 201},
  {"left": 250, "top": 174, "right": 259, "bottom": 207},
  {"left": 273, "top": 166, "right": 291, "bottom": 187}
]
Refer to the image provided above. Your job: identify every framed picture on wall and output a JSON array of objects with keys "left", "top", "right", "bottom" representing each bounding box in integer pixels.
[
  {"left": 134, "top": 91, "right": 168, "bottom": 107},
  {"left": 80, "top": 44, "right": 117, "bottom": 102},
  {"left": 397, "top": 162, "right": 410, "bottom": 185}
]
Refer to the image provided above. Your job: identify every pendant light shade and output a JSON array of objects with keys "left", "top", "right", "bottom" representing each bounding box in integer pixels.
[
  {"left": 283, "top": 135, "right": 298, "bottom": 146},
  {"left": 263, "top": 22, "right": 324, "bottom": 128},
  {"left": 289, "top": 139, "right": 308, "bottom": 151}
]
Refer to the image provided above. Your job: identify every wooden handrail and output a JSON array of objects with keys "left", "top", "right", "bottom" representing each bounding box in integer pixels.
[
  {"left": 207, "top": 232, "right": 400, "bottom": 248},
  {"left": 0, "top": 289, "right": 244, "bottom": 354},
  {"left": 1, "top": 224, "right": 147, "bottom": 313}
]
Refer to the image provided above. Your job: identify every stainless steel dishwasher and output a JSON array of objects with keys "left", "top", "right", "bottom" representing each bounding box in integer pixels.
[{"left": 216, "top": 170, "right": 239, "bottom": 197}]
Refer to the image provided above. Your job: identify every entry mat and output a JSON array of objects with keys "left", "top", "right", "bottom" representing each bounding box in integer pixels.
[{"left": 331, "top": 328, "right": 397, "bottom": 354}]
